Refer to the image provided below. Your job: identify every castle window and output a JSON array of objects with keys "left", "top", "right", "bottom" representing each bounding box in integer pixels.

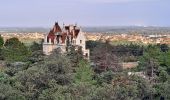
[
  {"left": 85, "top": 53, "right": 88, "bottom": 57},
  {"left": 80, "top": 40, "right": 82, "bottom": 44},
  {"left": 72, "top": 40, "right": 76, "bottom": 44}
]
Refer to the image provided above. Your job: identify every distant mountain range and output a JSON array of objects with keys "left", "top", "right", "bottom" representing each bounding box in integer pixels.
[{"left": 0, "top": 26, "right": 170, "bottom": 34}]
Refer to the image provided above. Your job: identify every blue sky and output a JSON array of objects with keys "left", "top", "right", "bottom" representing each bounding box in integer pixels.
[{"left": 0, "top": 0, "right": 170, "bottom": 27}]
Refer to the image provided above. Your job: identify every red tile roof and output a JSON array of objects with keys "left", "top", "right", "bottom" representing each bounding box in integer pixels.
[
  {"left": 47, "top": 22, "right": 80, "bottom": 44},
  {"left": 53, "top": 22, "right": 62, "bottom": 33}
]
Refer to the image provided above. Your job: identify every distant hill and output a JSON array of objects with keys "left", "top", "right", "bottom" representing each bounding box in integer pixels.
[
  {"left": 0, "top": 26, "right": 170, "bottom": 35},
  {"left": 82, "top": 26, "right": 170, "bottom": 35},
  {"left": 0, "top": 27, "right": 50, "bottom": 33}
]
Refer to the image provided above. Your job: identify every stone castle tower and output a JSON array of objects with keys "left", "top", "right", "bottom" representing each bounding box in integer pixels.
[{"left": 43, "top": 22, "right": 90, "bottom": 59}]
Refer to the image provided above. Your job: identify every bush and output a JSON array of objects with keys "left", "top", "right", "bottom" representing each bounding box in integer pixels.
[{"left": 2, "top": 37, "right": 31, "bottom": 62}]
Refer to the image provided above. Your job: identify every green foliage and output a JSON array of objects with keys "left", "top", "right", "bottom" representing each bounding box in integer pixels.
[
  {"left": 0, "top": 71, "right": 26, "bottom": 100},
  {"left": 0, "top": 39, "right": 169, "bottom": 100},
  {"left": 144, "top": 45, "right": 161, "bottom": 59},
  {"left": 153, "top": 79, "right": 170, "bottom": 100},
  {"left": 158, "top": 44, "right": 169, "bottom": 52},
  {"left": 0, "top": 83, "right": 26, "bottom": 100},
  {"left": 86, "top": 40, "right": 101, "bottom": 52},
  {"left": 28, "top": 50, "right": 44, "bottom": 64},
  {"left": 0, "top": 72, "right": 9, "bottom": 83},
  {"left": 159, "top": 51, "right": 170, "bottom": 74},
  {"left": 2, "top": 37, "right": 31, "bottom": 62},
  {"left": 38, "top": 84, "right": 71, "bottom": 100},
  {"left": 158, "top": 69, "right": 169, "bottom": 82},
  {"left": 4, "top": 37, "right": 21, "bottom": 47},
  {"left": 66, "top": 46, "right": 83, "bottom": 68},
  {"left": 136, "top": 44, "right": 170, "bottom": 99},
  {"left": 11, "top": 51, "right": 73, "bottom": 99},
  {"left": 74, "top": 60, "right": 96, "bottom": 85},
  {"left": 95, "top": 71, "right": 114, "bottom": 85},
  {"left": 0, "top": 35, "right": 4, "bottom": 48},
  {"left": 4, "top": 62, "right": 28, "bottom": 76},
  {"left": 137, "top": 45, "right": 160, "bottom": 75},
  {"left": 91, "top": 74, "right": 152, "bottom": 100},
  {"left": 30, "top": 41, "right": 42, "bottom": 52}
]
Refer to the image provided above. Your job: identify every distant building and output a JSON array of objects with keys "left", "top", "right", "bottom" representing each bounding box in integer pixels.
[{"left": 43, "top": 22, "right": 90, "bottom": 59}]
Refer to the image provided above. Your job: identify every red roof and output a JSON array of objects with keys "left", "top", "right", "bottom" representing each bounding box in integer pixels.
[
  {"left": 53, "top": 22, "right": 62, "bottom": 33},
  {"left": 47, "top": 22, "right": 80, "bottom": 44},
  {"left": 75, "top": 29, "right": 80, "bottom": 38}
]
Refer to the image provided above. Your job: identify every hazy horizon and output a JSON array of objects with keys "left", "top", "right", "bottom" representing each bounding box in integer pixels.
[{"left": 0, "top": 0, "right": 170, "bottom": 27}]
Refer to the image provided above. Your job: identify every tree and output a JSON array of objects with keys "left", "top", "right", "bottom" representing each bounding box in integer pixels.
[
  {"left": 4, "top": 37, "right": 21, "bottom": 48},
  {"left": 138, "top": 45, "right": 161, "bottom": 77},
  {"left": 2, "top": 37, "right": 31, "bottom": 62},
  {"left": 0, "top": 35, "right": 4, "bottom": 48},
  {"left": 74, "top": 60, "right": 96, "bottom": 85},
  {"left": 13, "top": 51, "right": 73, "bottom": 99},
  {"left": 159, "top": 44, "right": 169, "bottom": 52},
  {"left": 0, "top": 83, "right": 26, "bottom": 100},
  {"left": 86, "top": 40, "right": 101, "bottom": 52},
  {"left": 0, "top": 72, "right": 25, "bottom": 100},
  {"left": 28, "top": 50, "right": 45, "bottom": 64},
  {"left": 91, "top": 40, "right": 122, "bottom": 72},
  {"left": 158, "top": 50, "right": 170, "bottom": 75},
  {"left": 0, "top": 36, "right": 4, "bottom": 60},
  {"left": 153, "top": 78, "right": 170, "bottom": 100},
  {"left": 91, "top": 74, "right": 152, "bottom": 100},
  {"left": 66, "top": 46, "right": 83, "bottom": 68},
  {"left": 30, "top": 41, "right": 42, "bottom": 52},
  {"left": 94, "top": 71, "right": 114, "bottom": 85}
]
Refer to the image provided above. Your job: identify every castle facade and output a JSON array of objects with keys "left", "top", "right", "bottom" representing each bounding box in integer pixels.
[{"left": 43, "top": 22, "right": 90, "bottom": 59}]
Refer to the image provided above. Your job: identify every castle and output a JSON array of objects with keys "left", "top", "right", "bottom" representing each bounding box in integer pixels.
[{"left": 43, "top": 22, "right": 90, "bottom": 59}]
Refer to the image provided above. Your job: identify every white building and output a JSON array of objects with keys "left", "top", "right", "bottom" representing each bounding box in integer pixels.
[{"left": 43, "top": 22, "right": 90, "bottom": 59}]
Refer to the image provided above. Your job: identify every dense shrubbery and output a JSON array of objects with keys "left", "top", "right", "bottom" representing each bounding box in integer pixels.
[
  {"left": 0, "top": 37, "right": 170, "bottom": 99},
  {"left": 0, "top": 35, "right": 4, "bottom": 48},
  {"left": 1, "top": 37, "right": 31, "bottom": 62}
]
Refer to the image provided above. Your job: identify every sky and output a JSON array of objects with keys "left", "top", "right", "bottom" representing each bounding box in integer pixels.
[{"left": 0, "top": 0, "right": 170, "bottom": 27}]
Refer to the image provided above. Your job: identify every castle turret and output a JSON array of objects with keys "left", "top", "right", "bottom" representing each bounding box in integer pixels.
[{"left": 43, "top": 22, "right": 90, "bottom": 59}]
